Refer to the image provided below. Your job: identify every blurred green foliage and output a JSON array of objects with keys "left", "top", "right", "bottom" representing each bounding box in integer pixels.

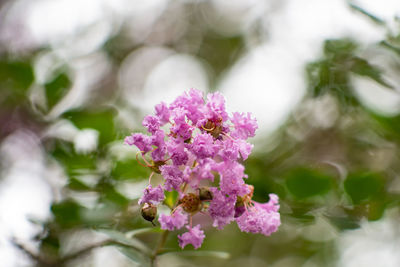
[
  {"left": 307, "top": 39, "right": 392, "bottom": 106},
  {"left": 44, "top": 70, "right": 71, "bottom": 109},
  {"left": 286, "top": 167, "right": 333, "bottom": 199},
  {"left": 344, "top": 172, "right": 385, "bottom": 205},
  {"left": 1, "top": 5, "right": 400, "bottom": 267}
]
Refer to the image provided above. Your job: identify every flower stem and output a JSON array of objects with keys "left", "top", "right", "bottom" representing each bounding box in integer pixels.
[{"left": 150, "top": 230, "right": 169, "bottom": 267}]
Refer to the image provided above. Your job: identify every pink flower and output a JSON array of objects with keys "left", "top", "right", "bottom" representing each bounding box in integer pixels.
[
  {"left": 171, "top": 88, "right": 204, "bottom": 124},
  {"left": 237, "top": 139, "right": 253, "bottom": 160},
  {"left": 138, "top": 185, "right": 165, "bottom": 205},
  {"left": 230, "top": 112, "right": 258, "bottom": 139},
  {"left": 124, "top": 133, "right": 152, "bottom": 153},
  {"left": 215, "top": 161, "right": 249, "bottom": 196},
  {"left": 125, "top": 89, "right": 280, "bottom": 249},
  {"left": 208, "top": 188, "right": 236, "bottom": 229},
  {"left": 167, "top": 138, "right": 188, "bottom": 166},
  {"left": 155, "top": 102, "right": 170, "bottom": 125},
  {"left": 205, "top": 92, "right": 228, "bottom": 122},
  {"left": 236, "top": 195, "right": 281, "bottom": 236},
  {"left": 160, "top": 165, "right": 184, "bottom": 191},
  {"left": 190, "top": 133, "right": 217, "bottom": 159},
  {"left": 178, "top": 225, "right": 205, "bottom": 249},
  {"left": 142, "top": 115, "right": 160, "bottom": 134},
  {"left": 159, "top": 207, "right": 188, "bottom": 231},
  {"left": 170, "top": 107, "right": 193, "bottom": 140},
  {"left": 150, "top": 130, "right": 166, "bottom": 162}
]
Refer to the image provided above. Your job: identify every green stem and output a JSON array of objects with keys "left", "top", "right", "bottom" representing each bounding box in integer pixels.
[{"left": 150, "top": 230, "right": 169, "bottom": 267}]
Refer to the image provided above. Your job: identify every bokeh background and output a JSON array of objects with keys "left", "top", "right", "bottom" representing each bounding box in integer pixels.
[{"left": 1, "top": 0, "right": 400, "bottom": 266}]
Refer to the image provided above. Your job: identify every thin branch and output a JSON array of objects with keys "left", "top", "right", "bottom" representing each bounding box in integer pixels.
[
  {"left": 150, "top": 230, "right": 169, "bottom": 267},
  {"left": 12, "top": 238, "right": 143, "bottom": 266}
]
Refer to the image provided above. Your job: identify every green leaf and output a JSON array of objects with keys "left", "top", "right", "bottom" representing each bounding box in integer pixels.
[
  {"left": 51, "top": 142, "right": 97, "bottom": 175},
  {"left": 111, "top": 159, "right": 150, "bottom": 180},
  {"left": 285, "top": 167, "right": 333, "bottom": 199},
  {"left": 288, "top": 213, "right": 316, "bottom": 224},
  {"left": 326, "top": 215, "right": 360, "bottom": 230},
  {"left": 351, "top": 57, "right": 393, "bottom": 88},
  {"left": 40, "top": 230, "right": 61, "bottom": 257},
  {"left": 349, "top": 3, "right": 385, "bottom": 25},
  {"left": 197, "top": 33, "right": 244, "bottom": 88},
  {"left": 344, "top": 172, "right": 384, "bottom": 204},
  {"left": 51, "top": 200, "right": 83, "bottom": 228},
  {"left": 63, "top": 108, "right": 117, "bottom": 145},
  {"left": 125, "top": 227, "right": 163, "bottom": 238},
  {"left": 380, "top": 40, "right": 400, "bottom": 56},
  {"left": 164, "top": 190, "right": 179, "bottom": 208},
  {"left": 96, "top": 180, "right": 130, "bottom": 207},
  {"left": 97, "top": 229, "right": 151, "bottom": 255},
  {"left": 372, "top": 113, "right": 400, "bottom": 139},
  {"left": 118, "top": 247, "right": 150, "bottom": 267},
  {"left": 324, "top": 39, "right": 358, "bottom": 58},
  {"left": 0, "top": 59, "right": 34, "bottom": 92},
  {"left": 68, "top": 177, "right": 92, "bottom": 191},
  {"left": 45, "top": 71, "right": 71, "bottom": 109},
  {"left": 168, "top": 250, "right": 230, "bottom": 259},
  {"left": 367, "top": 200, "right": 386, "bottom": 221}
]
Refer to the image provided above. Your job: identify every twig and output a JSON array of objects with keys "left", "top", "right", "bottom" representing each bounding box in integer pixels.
[
  {"left": 12, "top": 238, "right": 142, "bottom": 266},
  {"left": 150, "top": 230, "right": 169, "bottom": 267}
]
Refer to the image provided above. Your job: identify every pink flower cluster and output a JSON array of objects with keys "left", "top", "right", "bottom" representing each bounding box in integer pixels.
[{"left": 125, "top": 89, "right": 280, "bottom": 249}]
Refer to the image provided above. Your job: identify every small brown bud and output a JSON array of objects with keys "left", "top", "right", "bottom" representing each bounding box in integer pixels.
[
  {"left": 234, "top": 196, "right": 246, "bottom": 218},
  {"left": 149, "top": 161, "right": 165, "bottom": 174},
  {"left": 180, "top": 193, "right": 201, "bottom": 213},
  {"left": 235, "top": 196, "right": 245, "bottom": 207},
  {"left": 198, "top": 187, "right": 213, "bottom": 201},
  {"left": 141, "top": 203, "right": 157, "bottom": 223}
]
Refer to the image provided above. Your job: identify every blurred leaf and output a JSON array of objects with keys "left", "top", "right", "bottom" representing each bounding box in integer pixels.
[
  {"left": 348, "top": 3, "right": 385, "bottom": 25},
  {"left": 0, "top": 59, "right": 34, "bottom": 92},
  {"left": 111, "top": 159, "right": 150, "bottom": 180},
  {"left": 81, "top": 204, "right": 119, "bottom": 226},
  {"left": 351, "top": 58, "right": 393, "bottom": 88},
  {"left": 344, "top": 172, "right": 384, "bottom": 204},
  {"left": 287, "top": 213, "right": 315, "bottom": 224},
  {"left": 63, "top": 108, "right": 117, "bottom": 145},
  {"left": 306, "top": 38, "right": 393, "bottom": 106},
  {"left": 68, "top": 177, "right": 92, "bottom": 191},
  {"left": 118, "top": 247, "right": 150, "bottom": 267},
  {"left": 326, "top": 215, "right": 360, "bottom": 230},
  {"left": 380, "top": 40, "right": 400, "bottom": 56},
  {"left": 40, "top": 230, "right": 61, "bottom": 257},
  {"left": 96, "top": 179, "right": 130, "bottom": 207},
  {"left": 168, "top": 250, "right": 230, "bottom": 259},
  {"left": 197, "top": 33, "right": 244, "bottom": 87},
  {"left": 367, "top": 200, "right": 386, "bottom": 221},
  {"left": 125, "top": 227, "right": 163, "bottom": 238},
  {"left": 306, "top": 59, "right": 357, "bottom": 106},
  {"left": 372, "top": 113, "right": 400, "bottom": 140},
  {"left": 51, "top": 200, "right": 83, "bottom": 228},
  {"left": 51, "top": 142, "right": 97, "bottom": 175},
  {"left": 97, "top": 229, "right": 151, "bottom": 255},
  {"left": 324, "top": 39, "right": 357, "bottom": 58},
  {"left": 45, "top": 71, "right": 71, "bottom": 109},
  {"left": 164, "top": 190, "right": 179, "bottom": 208},
  {"left": 286, "top": 167, "right": 333, "bottom": 199}
]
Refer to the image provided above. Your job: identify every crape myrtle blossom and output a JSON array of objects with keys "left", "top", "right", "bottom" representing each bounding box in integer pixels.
[
  {"left": 159, "top": 207, "right": 188, "bottom": 231},
  {"left": 178, "top": 225, "right": 206, "bottom": 249},
  {"left": 125, "top": 89, "right": 280, "bottom": 249}
]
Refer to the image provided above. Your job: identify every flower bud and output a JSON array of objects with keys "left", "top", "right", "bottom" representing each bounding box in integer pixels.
[
  {"left": 234, "top": 196, "right": 245, "bottom": 218},
  {"left": 141, "top": 203, "right": 157, "bottom": 223},
  {"left": 198, "top": 187, "right": 213, "bottom": 201},
  {"left": 149, "top": 161, "right": 165, "bottom": 174},
  {"left": 180, "top": 193, "right": 201, "bottom": 213}
]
